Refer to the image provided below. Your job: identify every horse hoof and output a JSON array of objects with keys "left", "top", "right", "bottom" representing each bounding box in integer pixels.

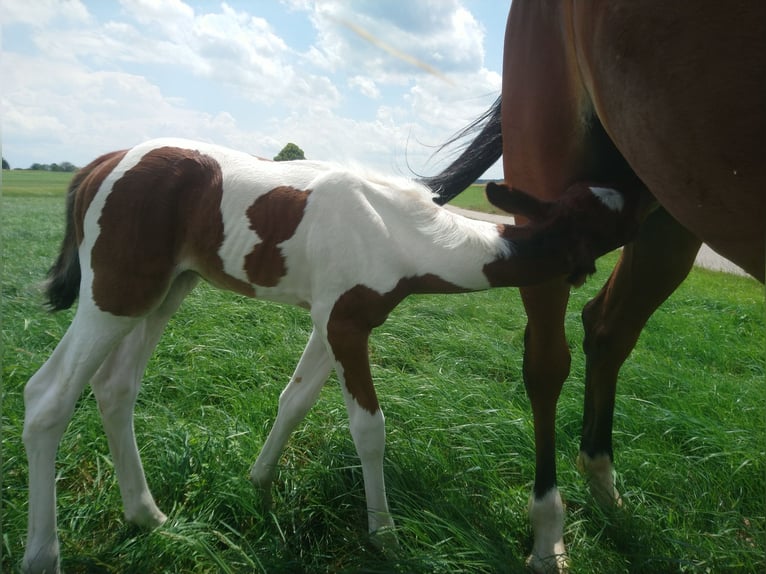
[
  {"left": 526, "top": 551, "right": 570, "bottom": 574},
  {"left": 125, "top": 506, "right": 167, "bottom": 529},
  {"left": 368, "top": 526, "right": 399, "bottom": 559},
  {"left": 22, "top": 543, "right": 61, "bottom": 574},
  {"left": 576, "top": 452, "right": 623, "bottom": 509},
  {"left": 256, "top": 488, "right": 273, "bottom": 512}
]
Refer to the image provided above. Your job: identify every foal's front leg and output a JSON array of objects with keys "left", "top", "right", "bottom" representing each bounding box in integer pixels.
[
  {"left": 250, "top": 328, "right": 334, "bottom": 501},
  {"left": 325, "top": 319, "right": 394, "bottom": 539}
]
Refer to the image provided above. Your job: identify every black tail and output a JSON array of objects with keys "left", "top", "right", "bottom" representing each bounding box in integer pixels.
[
  {"left": 45, "top": 169, "right": 87, "bottom": 311},
  {"left": 418, "top": 95, "right": 502, "bottom": 205}
]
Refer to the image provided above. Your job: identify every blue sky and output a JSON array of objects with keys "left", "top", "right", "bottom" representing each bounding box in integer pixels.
[{"left": 2, "top": 0, "right": 507, "bottom": 179}]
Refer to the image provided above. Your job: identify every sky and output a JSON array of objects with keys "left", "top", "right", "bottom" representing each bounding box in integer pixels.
[{"left": 2, "top": 0, "right": 508, "bottom": 179}]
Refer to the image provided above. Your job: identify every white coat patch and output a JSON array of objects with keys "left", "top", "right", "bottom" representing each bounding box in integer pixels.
[{"left": 589, "top": 186, "right": 624, "bottom": 212}]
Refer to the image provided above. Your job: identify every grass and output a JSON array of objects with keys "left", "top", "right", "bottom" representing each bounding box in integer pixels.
[
  {"left": 2, "top": 170, "right": 76, "bottom": 197},
  {"left": 444, "top": 183, "right": 501, "bottom": 214},
  {"left": 2, "top": 171, "right": 765, "bottom": 573}
]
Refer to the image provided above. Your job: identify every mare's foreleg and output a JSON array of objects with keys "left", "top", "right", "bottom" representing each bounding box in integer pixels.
[
  {"left": 23, "top": 302, "right": 138, "bottom": 574},
  {"left": 250, "top": 327, "right": 334, "bottom": 503},
  {"left": 579, "top": 207, "right": 700, "bottom": 505},
  {"left": 89, "top": 272, "right": 199, "bottom": 527},
  {"left": 519, "top": 278, "right": 572, "bottom": 573}
]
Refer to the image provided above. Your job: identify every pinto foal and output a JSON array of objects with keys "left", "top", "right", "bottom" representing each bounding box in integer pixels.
[{"left": 22, "top": 138, "right": 638, "bottom": 573}]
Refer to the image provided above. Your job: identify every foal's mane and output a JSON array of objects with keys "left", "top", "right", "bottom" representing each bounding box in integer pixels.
[{"left": 334, "top": 163, "right": 505, "bottom": 255}]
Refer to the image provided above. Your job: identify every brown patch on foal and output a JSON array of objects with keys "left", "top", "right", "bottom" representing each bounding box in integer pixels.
[
  {"left": 73, "top": 150, "right": 129, "bottom": 243},
  {"left": 244, "top": 186, "right": 311, "bottom": 287},
  {"left": 91, "top": 146, "right": 247, "bottom": 316},
  {"left": 327, "top": 274, "right": 466, "bottom": 414}
]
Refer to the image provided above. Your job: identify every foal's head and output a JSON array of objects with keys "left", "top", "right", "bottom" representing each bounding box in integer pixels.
[{"left": 487, "top": 181, "right": 647, "bottom": 285}]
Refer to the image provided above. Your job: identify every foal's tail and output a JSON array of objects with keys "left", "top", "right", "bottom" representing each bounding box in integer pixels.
[
  {"left": 418, "top": 95, "right": 502, "bottom": 205},
  {"left": 45, "top": 150, "right": 126, "bottom": 310},
  {"left": 45, "top": 169, "right": 88, "bottom": 311}
]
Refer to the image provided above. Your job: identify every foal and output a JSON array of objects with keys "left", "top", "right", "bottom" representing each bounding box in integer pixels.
[{"left": 22, "top": 138, "right": 639, "bottom": 573}]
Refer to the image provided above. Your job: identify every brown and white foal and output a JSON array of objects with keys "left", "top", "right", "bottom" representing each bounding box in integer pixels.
[{"left": 22, "top": 138, "right": 639, "bottom": 573}]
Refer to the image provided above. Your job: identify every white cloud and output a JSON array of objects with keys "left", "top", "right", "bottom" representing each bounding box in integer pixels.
[
  {"left": 3, "top": 0, "right": 91, "bottom": 27},
  {"left": 2, "top": 0, "right": 504, "bottom": 178},
  {"left": 2, "top": 52, "right": 257, "bottom": 165},
  {"left": 348, "top": 75, "right": 380, "bottom": 99},
  {"left": 119, "top": 0, "right": 195, "bottom": 28},
  {"left": 298, "top": 0, "right": 486, "bottom": 81}
]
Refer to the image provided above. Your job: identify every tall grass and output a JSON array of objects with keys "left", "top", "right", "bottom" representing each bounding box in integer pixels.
[{"left": 2, "top": 175, "right": 764, "bottom": 573}]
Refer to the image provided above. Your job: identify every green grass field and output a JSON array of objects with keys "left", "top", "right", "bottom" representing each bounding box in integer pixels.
[
  {"left": 2, "top": 170, "right": 76, "bottom": 197},
  {"left": 2, "top": 171, "right": 764, "bottom": 573},
  {"left": 445, "top": 183, "right": 501, "bottom": 214},
  {"left": 0, "top": 170, "right": 497, "bottom": 212}
]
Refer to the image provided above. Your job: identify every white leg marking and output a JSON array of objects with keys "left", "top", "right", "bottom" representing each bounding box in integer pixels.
[
  {"left": 23, "top": 302, "right": 137, "bottom": 574},
  {"left": 576, "top": 451, "right": 623, "bottom": 508},
  {"left": 589, "top": 186, "right": 624, "bottom": 212},
  {"left": 339, "top": 387, "right": 393, "bottom": 535},
  {"left": 90, "top": 274, "right": 198, "bottom": 527},
  {"left": 527, "top": 488, "right": 569, "bottom": 573},
  {"left": 250, "top": 328, "right": 334, "bottom": 494}
]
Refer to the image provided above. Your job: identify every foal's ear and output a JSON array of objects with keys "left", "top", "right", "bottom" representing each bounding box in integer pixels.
[{"left": 485, "top": 182, "right": 551, "bottom": 221}]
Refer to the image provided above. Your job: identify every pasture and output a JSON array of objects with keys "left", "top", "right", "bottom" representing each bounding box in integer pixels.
[{"left": 2, "top": 171, "right": 764, "bottom": 573}]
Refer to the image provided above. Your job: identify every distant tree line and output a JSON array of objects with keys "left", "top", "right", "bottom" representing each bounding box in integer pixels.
[
  {"left": 28, "top": 161, "right": 79, "bottom": 172},
  {"left": 1, "top": 143, "right": 308, "bottom": 171},
  {"left": 2, "top": 157, "right": 79, "bottom": 171}
]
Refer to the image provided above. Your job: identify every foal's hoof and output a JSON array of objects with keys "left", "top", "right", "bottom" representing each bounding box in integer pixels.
[
  {"left": 250, "top": 481, "right": 273, "bottom": 512},
  {"left": 125, "top": 506, "right": 168, "bottom": 529},
  {"left": 249, "top": 470, "right": 275, "bottom": 512},
  {"left": 526, "top": 551, "right": 570, "bottom": 574},
  {"left": 257, "top": 488, "right": 274, "bottom": 513},
  {"left": 22, "top": 549, "right": 61, "bottom": 574},
  {"left": 368, "top": 526, "right": 400, "bottom": 559}
]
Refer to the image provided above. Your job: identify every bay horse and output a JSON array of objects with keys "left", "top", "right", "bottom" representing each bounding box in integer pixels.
[
  {"left": 22, "top": 138, "right": 641, "bottom": 574},
  {"left": 421, "top": 1, "right": 765, "bottom": 571}
]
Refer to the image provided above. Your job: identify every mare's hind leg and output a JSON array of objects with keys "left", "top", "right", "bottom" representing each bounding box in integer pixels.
[
  {"left": 23, "top": 301, "right": 139, "bottom": 574},
  {"left": 89, "top": 272, "right": 199, "bottom": 527},
  {"left": 250, "top": 327, "right": 335, "bottom": 504},
  {"left": 579, "top": 207, "right": 701, "bottom": 506}
]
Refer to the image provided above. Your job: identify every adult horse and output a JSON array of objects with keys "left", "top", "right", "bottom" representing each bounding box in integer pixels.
[{"left": 422, "top": 1, "right": 765, "bottom": 571}]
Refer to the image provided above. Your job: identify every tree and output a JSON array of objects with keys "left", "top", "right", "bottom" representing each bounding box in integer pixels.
[
  {"left": 2, "top": 157, "right": 9, "bottom": 170},
  {"left": 27, "top": 162, "right": 78, "bottom": 172},
  {"left": 273, "top": 143, "right": 306, "bottom": 161}
]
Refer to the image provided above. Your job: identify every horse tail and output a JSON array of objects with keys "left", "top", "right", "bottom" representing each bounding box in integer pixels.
[
  {"left": 44, "top": 167, "right": 89, "bottom": 311},
  {"left": 418, "top": 95, "right": 502, "bottom": 205}
]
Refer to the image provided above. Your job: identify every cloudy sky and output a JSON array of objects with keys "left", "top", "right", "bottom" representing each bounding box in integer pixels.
[{"left": 2, "top": 0, "right": 507, "bottom": 179}]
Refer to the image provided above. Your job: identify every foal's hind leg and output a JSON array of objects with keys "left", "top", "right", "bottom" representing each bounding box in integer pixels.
[
  {"left": 90, "top": 272, "right": 199, "bottom": 527},
  {"left": 579, "top": 208, "right": 700, "bottom": 506},
  {"left": 250, "top": 327, "right": 335, "bottom": 503},
  {"left": 23, "top": 302, "right": 138, "bottom": 574}
]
